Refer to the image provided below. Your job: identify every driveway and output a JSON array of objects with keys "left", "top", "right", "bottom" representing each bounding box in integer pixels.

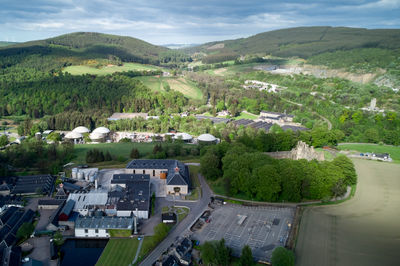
[{"left": 139, "top": 174, "right": 213, "bottom": 265}]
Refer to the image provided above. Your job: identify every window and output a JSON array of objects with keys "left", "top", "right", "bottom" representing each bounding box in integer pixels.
[
  {"left": 153, "top": 170, "right": 155, "bottom": 177},
  {"left": 133, "top": 169, "right": 135, "bottom": 174},
  {"left": 84, "top": 229, "right": 88, "bottom": 233},
  {"left": 95, "top": 229, "right": 99, "bottom": 233},
  {"left": 143, "top": 170, "right": 145, "bottom": 174}
]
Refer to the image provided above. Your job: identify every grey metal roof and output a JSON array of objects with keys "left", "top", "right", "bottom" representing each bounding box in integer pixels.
[
  {"left": 167, "top": 172, "right": 187, "bottom": 186},
  {"left": 75, "top": 216, "right": 134, "bottom": 230},
  {"left": 67, "top": 191, "right": 108, "bottom": 210},
  {"left": 11, "top": 175, "right": 53, "bottom": 195},
  {"left": 60, "top": 200, "right": 75, "bottom": 216}
]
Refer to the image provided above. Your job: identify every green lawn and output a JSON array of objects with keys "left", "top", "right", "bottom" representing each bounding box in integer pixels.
[
  {"left": 63, "top": 63, "right": 160, "bottom": 75},
  {"left": 134, "top": 76, "right": 203, "bottom": 100},
  {"left": 109, "top": 229, "right": 132, "bottom": 237},
  {"left": 73, "top": 142, "right": 157, "bottom": 164},
  {"left": 233, "top": 111, "right": 258, "bottom": 120},
  {"left": 338, "top": 143, "right": 400, "bottom": 163},
  {"left": 96, "top": 238, "right": 139, "bottom": 266}
]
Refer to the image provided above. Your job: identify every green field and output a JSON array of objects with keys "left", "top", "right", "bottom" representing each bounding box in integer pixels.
[
  {"left": 134, "top": 76, "right": 203, "bottom": 100},
  {"left": 63, "top": 63, "right": 160, "bottom": 75},
  {"left": 73, "top": 142, "right": 157, "bottom": 164},
  {"left": 96, "top": 238, "right": 139, "bottom": 266},
  {"left": 233, "top": 111, "right": 259, "bottom": 120},
  {"left": 338, "top": 143, "right": 400, "bottom": 163},
  {"left": 296, "top": 159, "right": 400, "bottom": 266}
]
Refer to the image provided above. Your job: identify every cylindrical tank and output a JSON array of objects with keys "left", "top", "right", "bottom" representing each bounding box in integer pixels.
[
  {"left": 160, "top": 172, "right": 167, "bottom": 179},
  {"left": 71, "top": 168, "right": 78, "bottom": 179},
  {"left": 77, "top": 171, "right": 84, "bottom": 180}
]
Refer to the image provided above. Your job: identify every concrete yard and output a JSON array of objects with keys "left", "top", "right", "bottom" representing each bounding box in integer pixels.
[
  {"left": 192, "top": 204, "right": 295, "bottom": 262},
  {"left": 296, "top": 159, "right": 400, "bottom": 266}
]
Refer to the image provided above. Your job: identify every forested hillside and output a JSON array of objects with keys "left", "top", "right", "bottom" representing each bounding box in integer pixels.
[
  {"left": 0, "top": 32, "right": 191, "bottom": 71},
  {"left": 186, "top": 27, "right": 400, "bottom": 58}
]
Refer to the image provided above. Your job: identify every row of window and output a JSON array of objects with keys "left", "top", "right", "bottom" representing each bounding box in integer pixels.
[
  {"left": 133, "top": 169, "right": 157, "bottom": 176},
  {"left": 83, "top": 229, "right": 109, "bottom": 234}
]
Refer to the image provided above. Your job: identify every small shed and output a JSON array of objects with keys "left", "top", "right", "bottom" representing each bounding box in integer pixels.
[{"left": 162, "top": 212, "right": 177, "bottom": 224}]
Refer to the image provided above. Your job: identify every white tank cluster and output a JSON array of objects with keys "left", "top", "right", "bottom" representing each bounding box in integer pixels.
[
  {"left": 72, "top": 126, "right": 91, "bottom": 134},
  {"left": 71, "top": 168, "right": 99, "bottom": 182}
]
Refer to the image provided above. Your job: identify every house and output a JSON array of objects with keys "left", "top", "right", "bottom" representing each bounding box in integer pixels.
[
  {"left": 110, "top": 174, "right": 150, "bottom": 219},
  {"left": 75, "top": 216, "right": 134, "bottom": 238},
  {"left": 126, "top": 160, "right": 191, "bottom": 195},
  {"left": 162, "top": 255, "right": 180, "bottom": 266},
  {"left": 58, "top": 200, "right": 75, "bottom": 221},
  {"left": 162, "top": 212, "right": 177, "bottom": 224}
]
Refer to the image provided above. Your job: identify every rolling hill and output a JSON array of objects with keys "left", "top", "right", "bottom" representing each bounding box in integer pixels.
[
  {"left": 0, "top": 32, "right": 190, "bottom": 73},
  {"left": 184, "top": 26, "right": 400, "bottom": 58}
]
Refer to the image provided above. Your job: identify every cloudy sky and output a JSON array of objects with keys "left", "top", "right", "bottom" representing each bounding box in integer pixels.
[{"left": 1, "top": 0, "right": 399, "bottom": 44}]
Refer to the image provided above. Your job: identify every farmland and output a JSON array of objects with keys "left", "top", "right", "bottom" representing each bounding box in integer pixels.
[
  {"left": 63, "top": 63, "right": 160, "bottom": 75},
  {"left": 295, "top": 159, "right": 400, "bottom": 266}
]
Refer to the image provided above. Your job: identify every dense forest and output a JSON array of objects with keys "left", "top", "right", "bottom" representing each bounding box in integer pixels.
[{"left": 0, "top": 71, "right": 187, "bottom": 118}]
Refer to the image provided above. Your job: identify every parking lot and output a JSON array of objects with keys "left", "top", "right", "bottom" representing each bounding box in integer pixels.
[{"left": 192, "top": 204, "right": 295, "bottom": 262}]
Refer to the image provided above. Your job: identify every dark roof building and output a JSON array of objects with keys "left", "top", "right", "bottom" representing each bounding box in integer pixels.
[
  {"left": 110, "top": 174, "right": 150, "bottom": 218},
  {"left": 11, "top": 175, "right": 54, "bottom": 195},
  {"left": 162, "top": 212, "right": 177, "bottom": 224},
  {"left": 0, "top": 207, "right": 19, "bottom": 226}
]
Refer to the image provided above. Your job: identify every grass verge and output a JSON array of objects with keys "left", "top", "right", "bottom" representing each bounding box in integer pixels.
[{"left": 96, "top": 238, "right": 139, "bottom": 266}]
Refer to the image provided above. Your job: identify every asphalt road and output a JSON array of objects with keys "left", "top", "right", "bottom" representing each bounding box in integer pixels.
[{"left": 139, "top": 173, "right": 212, "bottom": 265}]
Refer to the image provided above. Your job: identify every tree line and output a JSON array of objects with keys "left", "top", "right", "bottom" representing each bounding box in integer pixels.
[{"left": 200, "top": 141, "right": 357, "bottom": 202}]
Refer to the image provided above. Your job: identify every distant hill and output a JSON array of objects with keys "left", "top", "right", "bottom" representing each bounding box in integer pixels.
[
  {"left": 184, "top": 27, "right": 400, "bottom": 58},
  {"left": 0, "top": 32, "right": 190, "bottom": 69},
  {"left": 0, "top": 41, "right": 18, "bottom": 47}
]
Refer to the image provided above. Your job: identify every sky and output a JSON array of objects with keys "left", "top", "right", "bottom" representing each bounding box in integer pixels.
[{"left": 0, "top": 0, "right": 399, "bottom": 45}]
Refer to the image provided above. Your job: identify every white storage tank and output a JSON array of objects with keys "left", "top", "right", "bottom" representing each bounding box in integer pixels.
[
  {"left": 71, "top": 168, "right": 78, "bottom": 179},
  {"left": 77, "top": 171, "right": 84, "bottom": 180}
]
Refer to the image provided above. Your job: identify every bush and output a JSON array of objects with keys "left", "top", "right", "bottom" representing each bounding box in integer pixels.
[
  {"left": 16, "top": 222, "right": 34, "bottom": 240},
  {"left": 271, "top": 247, "right": 295, "bottom": 266},
  {"left": 130, "top": 148, "right": 140, "bottom": 159}
]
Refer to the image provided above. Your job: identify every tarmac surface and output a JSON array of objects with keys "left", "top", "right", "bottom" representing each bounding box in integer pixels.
[{"left": 192, "top": 204, "right": 295, "bottom": 261}]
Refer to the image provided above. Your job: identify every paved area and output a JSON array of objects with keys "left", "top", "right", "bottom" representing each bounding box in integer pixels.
[
  {"left": 296, "top": 159, "right": 400, "bottom": 266},
  {"left": 192, "top": 205, "right": 295, "bottom": 261},
  {"left": 27, "top": 236, "right": 58, "bottom": 266},
  {"left": 36, "top": 209, "right": 55, "bottom": 231}
]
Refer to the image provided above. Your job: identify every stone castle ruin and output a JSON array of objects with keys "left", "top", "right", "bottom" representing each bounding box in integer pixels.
[{"left": 265, "top": 141, "right": 325, "bottom": 161}]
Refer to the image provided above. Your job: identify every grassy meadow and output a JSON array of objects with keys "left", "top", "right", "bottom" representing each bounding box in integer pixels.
[
  {"left": 63, "top": 63, "right": 160, "bottom": 75},
  {"left": 134, "top": 76, "right": 203, "bottom": 100},
  {"left": 338, "top": 143, "right": 400, "bottom": 163}
]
